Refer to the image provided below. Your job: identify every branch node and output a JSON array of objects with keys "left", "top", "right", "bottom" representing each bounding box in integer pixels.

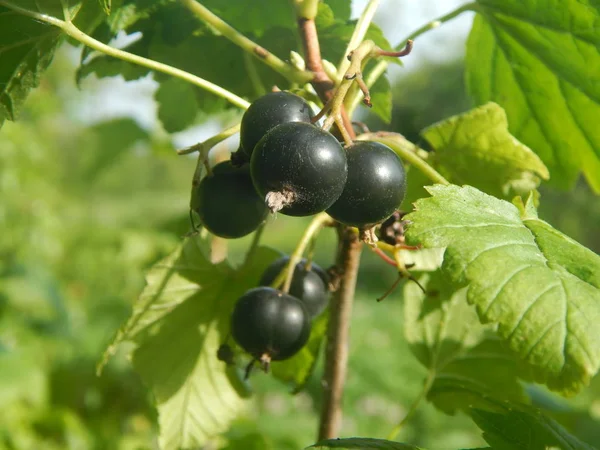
[
  {"left": 358, "top": 227, "right": 378, "bottom": 246},
  {"left": 254, "top": 45, "right": 269, "bottom": 59}
]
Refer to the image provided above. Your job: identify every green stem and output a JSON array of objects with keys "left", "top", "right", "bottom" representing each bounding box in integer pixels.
[
  {"left": 1, "top": 1, "right": 250, "bottom": 110},
  {"left": 244, "top": 52, "right": 267, "bottom": 97},
  {"left": 181, "top": 0, "right": 314, "bottom": 84},
  {"left": 357, "top": 133, "right": 449, "bottom": 185},
  {"left": 178, "top": 123, "right": 241, "bottom": 155},
  {"left": 294, "top": 0, "right": 320, "bottom": 20},
  {"left": 346, "top": 2, "right": 479, "bottom": 115},
  {"left": 335, "top": 0, "right": 380, "bottom": 82},
  {"left": 322, "top": 40, "right": 377, "bottom": 132},
  {"left": 387, "top": 371, "right": 435, "bottom": 441},
  {"left": 243, "top": 222, "right": 266, "bottom": 266},
  {"left": 274, "top": 213, "right": 334, "bottom": 293}
]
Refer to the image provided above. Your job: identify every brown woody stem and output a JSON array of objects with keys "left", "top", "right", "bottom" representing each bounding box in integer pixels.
[
  {"left": 295, "top": 7, "right": 363, "bottom": 440},
  {"left": 318, "top": 226, "right": 362, "bottom": 439}
]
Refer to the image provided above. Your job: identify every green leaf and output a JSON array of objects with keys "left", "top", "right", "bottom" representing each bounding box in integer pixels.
[
  {"left": 320, "top": 21, "right": 398, "bottom": 68},
  {"left": 200, "top": 0, "right": 296, "bottom": 37},
  {"left": 271, "top": 311, "right": 327, "bottom": 392},
  {"left": 100, "top": 0, "right": 110, "bottom": 14},
  {"left": 102, "top": 236, "right": 280, "bottom": 449},
  {"left": 400, "top": 164, "right": 431, "bottom": 212},
  {"left": 0, "top": 7, "right": 62, "bottom": 128},
  {"left": 369, "top": 73, "right": 392, "bottom": 124},
  {"left": 310, "top": 437, "right": 423, "bottom": 449},
  {"left": 515, "top": 193, "right": 600, "bottom": 289},
  {"left": 473, "top": 406, "right": 597, "bottom": 450},
  {"left": 155, "top": 78, "right": 199, "bottom": 133},
  {"left": 397, "top": 248, "right": 443, "bottom": 273},
  {"left": 466, "top": 1, "right": 600, "bottom": 192},
  {"left": 404, "top": 271, "right": 529, "bottom": 413},
  {"left": 421, "top": 102, "right": 549, "bottom": 198},
  {"left": 405, "top": 185, "right": 600, "bottom": 394},
  {"left": 324, "top": 0, "right": 351, "bottom": 21},
  {"left": 431, "top": 379, "right": 597, "bottom": 450}
]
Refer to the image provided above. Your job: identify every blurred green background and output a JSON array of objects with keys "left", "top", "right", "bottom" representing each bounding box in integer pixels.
[{"left": 2, "top": 9, "right": 600, "bottom": 450}]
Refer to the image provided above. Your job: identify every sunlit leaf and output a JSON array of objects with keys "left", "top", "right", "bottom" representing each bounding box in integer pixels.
[
  {"left": 405, "top": 185, "right": 600, "bottom": 394},
  {"left": 102, "top": 235, "right": 279, "bottom": 449},
  {"left": 467, "top": 0, "right": 600, "bottom": 192},
  {"left": 422, "top": 102, "right": 549, "bottom": 198},
  {"left": 369, "top": 74, "right": 392, "bottom": 124}
]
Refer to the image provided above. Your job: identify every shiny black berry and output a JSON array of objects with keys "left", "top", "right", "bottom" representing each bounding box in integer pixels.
[
  {"left": 231, "top": 287, "right": 311, "bottom": 362},
  {"left": 327, "top": 141, "right": 406, "bottom": 227},
  {"left": 240, "top": 91, "right": 314, "bottom": 157},
  {"left": 259, "top": 257, "right": 329, "bottom": 319},
  {"left": 190, "top": 161, "right": 268, "bottom": 238},
  {"left": 251, "top": 122, "right": 348, "bottom": 216}
]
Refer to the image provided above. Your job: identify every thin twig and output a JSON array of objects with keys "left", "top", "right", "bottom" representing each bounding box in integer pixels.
[
  {"left": 181, "top": 0, "right": 314, "bottom": 84},
  {"left": 347, "top": 2, "right": 478, "bottom": 115},
  {"left": 243, "top": 222, "right": 266, "bottom": 266},
  {"left": 387, "top": 371, "right": 435, "bottom": 440},
  {"left": 335, "top": 0, "right": 380, "bottom": 81},
  {"left": 276, "top": 213, "right": 333, "bottom": 293},
  {"left": 178, "top": 123, "right": 240, "bottom": 156},
  {"left": 0, "top": 1, "right": 251, "bottom": 110},
  {"left": 357, "top": 132, "right": 449, "bottom": 185},
  {"left": 297, "top": 16, "right": 356, "bottom": 140}
]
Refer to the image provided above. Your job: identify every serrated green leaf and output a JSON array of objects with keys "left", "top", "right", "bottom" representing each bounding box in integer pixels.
[
  {"left": 155, "top": 78, "right": 199, "bottom": 133},
  {"left": 405, "top": 185, "right": 600, "bottom": 394},
  {"left": 369, "top": 73, "right": 392, "bottom": 124},
  {"left": 467, "top": 1, "right": 600, "bottom": 192},
  {"left": 106, "top": 0, "right": 174, "bottom": 31},
  {"left": 0, "top": 7, "right": 62, "bottom": 128},
  {"left": 271, "top": 310, "right": 327, "bottom": 392},
  {"left": 516, "top": 194, "right": 600, "bottom": 289},
  {"left": 404, "top": 271, "right": 529, "bottom": 414},
  {"left": 102, "top": 236, "right": 280, "bottom": 449},
  {"left": 422, "top": 103, "right": 549, "bottom": 198},
  {"left": 310, "top": 437, "right": 423, "bottom": 449}
]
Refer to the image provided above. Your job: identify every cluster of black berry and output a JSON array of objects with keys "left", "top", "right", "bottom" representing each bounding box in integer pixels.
[
  {"left": 191, "top": 91, "right": 407, "bottom": 238},
  {"left": 191, "top": 91, "right": 407, "bottom": 368},
  {"left": 229, "top": 256, "right": 329, "bottom": 372}
]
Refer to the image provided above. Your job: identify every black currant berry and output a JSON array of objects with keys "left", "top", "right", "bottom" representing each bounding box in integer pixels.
[
  {"left": 191, "top": 161, "right": 268, "bottom": 238},
  {"left": 259, "top": 256, "right": 329, "bottom": 319},
  {"left": 251, "top": 122, "right": 348, "bottom": 216},
  {"left": 327, "top": 141, "right": 406, "bottom": 227},
  {"left": 240, "top": 91, "right": 314, "bottom": 157},
  {"left": 231, "top": 287, "right": 311, "bottom": 363}
]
